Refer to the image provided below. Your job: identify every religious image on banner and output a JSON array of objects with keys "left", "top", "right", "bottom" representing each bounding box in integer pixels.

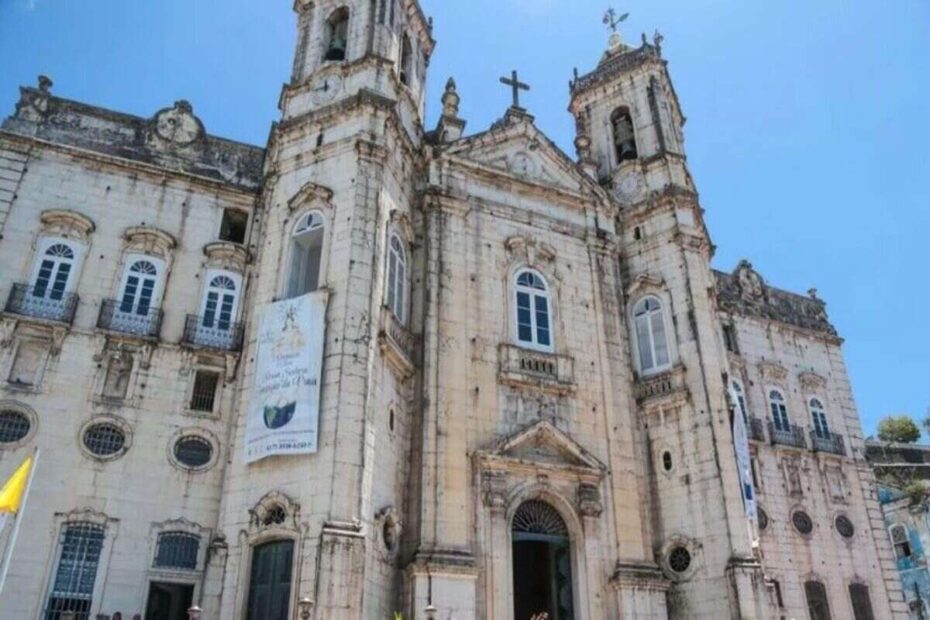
[
  {"left": 245, "top": 292, "right": 326, "bottom": 464},
  {"left": 729, "top": 383, "right": 758, "bottom": 524}
]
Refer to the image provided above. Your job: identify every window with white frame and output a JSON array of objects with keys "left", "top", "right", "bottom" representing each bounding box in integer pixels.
[
  {"left": 287, "top": 212, "right": 325, "bottom": 299},
  {"left": 633, "top": 296, "right": 671, "bottom": 374},
  {"left": 32, "top": 240, "right": 77, "bottom": 300},
  {"left": 44, "top": 522, "right": 105, "bottom": 618},
  {"left": 514, "top": 269, "right": 553, "bottom": 351},
  {"left": 769, "top": 390, "right": 790, "bottom": 432},
  {"left": 732, "top": 380, "right": 748, "bottom": 423},
  {"left": 118, "top": 259, "right": 161, "bottom": 317},
  {"left": 386, "top": 234, "right": 407, "bottom": 324},
  {"left": 891, "top": 524, "right": 912, "bottom": 560},
  {"left": 201, "top": 274, "right": 239, "bottom": 331},
  {"left": 810, "top": 398, "right": 830, "bottom": 439}
]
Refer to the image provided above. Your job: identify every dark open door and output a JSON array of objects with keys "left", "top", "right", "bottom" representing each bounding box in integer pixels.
[{"left": 246, "top": 540, "right": 294, "bottom": 620}]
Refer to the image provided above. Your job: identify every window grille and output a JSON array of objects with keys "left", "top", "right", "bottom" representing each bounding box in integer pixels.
[
  {"left": 190, "top": 371, "right": 220, "bottom": 412},
  {"left": 0, "top": 410, "right": 30, "bottom": 443},
  {"left": 512, "top": 500, "right": 568, "bottom": 539},
  {"left": 668, "top": 546, "right": 692, "bottom": 573},
  {"left": 174, "top": 437, "right": 214, "bottom": 469},
  {"left": 83, "top": 424, "right": 126, "bottom": 458},
  {"left": 44, "top": 522, "right": 104, "bottom": 620},
  {"left": 154, "top": 532, "right": 200, "bottom": 570}
]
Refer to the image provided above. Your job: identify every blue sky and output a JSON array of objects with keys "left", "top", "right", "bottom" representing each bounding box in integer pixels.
[{"left": 1, "top": 0, "right": 928, "bottom": 437}]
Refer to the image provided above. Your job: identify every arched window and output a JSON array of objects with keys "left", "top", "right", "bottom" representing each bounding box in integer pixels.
[
  {"left": 32, "top": 242, "right": 76, "bottom": 300},
  {"left": 810, "top": 398, "right": 830, "bottom": 439},
  {"left": 732, "top": 380, "right": 748, "bottom": 423},
  {"left": 386, "top": 234, "right": 407, "bottom": 324},
  {"left": 848, "top": 583, "right": 875, "bottom": 620},
  {"left": 611, "top": 107, "right": 638, "bottom": 163},
  {"left": 118, "top": 260, "right": 159, "bottom": 316},
  {"left": 511, "top": 501, "right": 573, "bottom": 620},
  {"left": 202, "top": 274, "right": 239, "bottom": 331},
  {"left": 769, "top": 390, "right": 790, "bottom": 432},
  {"left": 324, "top": 8, "right": 349, "bottom": 62},
  {"left": 633, "top": 296, "right": 670, "bottom": 374},
  {"left": 246, "top": 540, "right": 294, "bottom": 620},
  {"left": 514, "top": 269, "right": 553, "bottom": 351},
  {"left": 45, "top": 522, "right": 105, "bottom": 618},
  {"left": 804, "top": 580, "right": 832, "bottom": 620},
  {"left": 400, "top": 34, "right": 414, "bottom": 86},
  {"left": 287, "top": 212, "right": 325, "bottom": 299}
]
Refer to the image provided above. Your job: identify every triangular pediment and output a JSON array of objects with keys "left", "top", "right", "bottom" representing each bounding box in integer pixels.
[
  {"left": 442, "top": 111, "right": 595, "bottom": 195},
  {"left": 483, "top": 421, "right": 606, "bottom": 472}
]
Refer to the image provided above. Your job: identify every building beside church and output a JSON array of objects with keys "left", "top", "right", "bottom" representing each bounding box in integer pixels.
[{"left": 0, "top": 1, "right": 908, "bottom": 618}]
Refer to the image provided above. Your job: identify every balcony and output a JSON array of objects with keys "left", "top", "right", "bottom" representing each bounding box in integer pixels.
[
  {"left": 182, "top": 315, "right": 244, "bottom": 352},
  {"left": 378, "top": 309, "right": 416, "bottom": 380},
  {"left": 97, "top": 299, "right": 162, "bottom": 339},
  {"left": 811, "top": 431, "right": 847, "bottom": 456},
  {"left": 635, "top": 364, "right": 688, "bottom": 407},
  {"left": 498, "top": 344, "right": 575, "bottom": 395},
  {"left": 768, "top": 422, "right": 807, "bottom": 449},
  {"left": 4, "top": 283, "right": 79, "bottom": 324},
  {"left": 749, "top": 417, "right": 767, "bottom": 442}
]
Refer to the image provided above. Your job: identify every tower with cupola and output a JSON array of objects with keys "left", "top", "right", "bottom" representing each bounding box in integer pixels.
[
  {"left": 215, "top": 2, "right": 433, "bottom": 618},
  {"left": 570, "top": 26, "right": 776, "bottom": 618}
]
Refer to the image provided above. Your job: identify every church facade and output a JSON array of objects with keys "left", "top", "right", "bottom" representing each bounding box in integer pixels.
[{"left": 0, "top": 1, "right": 908, "bottom": 619}]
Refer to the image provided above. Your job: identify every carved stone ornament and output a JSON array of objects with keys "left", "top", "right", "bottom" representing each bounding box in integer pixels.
[
  {"left": 152, "top": 100, "right": 204, "bottom": 146},
  {"left": 782, "top": 457, "right": 804, "bottom": 497},
  {"left": 614, "top": 170, "right": 645, "bottom": 204},
  {"left": 250, "top": 491, "right": 301, "bottom": 531},
  {"left": 577, "top": 483, "right": 603, "bottom": 517},
  {"left": 735, "top": 261, "right": 766, "bottom": 302},
  {"left": 124, "top": 226, "right": 177, "bottom": 259},
  {"left": 40, "top": 210, "right": 96, "bottom": 241},
  {"left": 759, "top": 361, "right": 789, "bottom": 384},
  {"left": 203, "top": 242, "right": 251, "bottom": 273},
  {"left": 482, "top": 471, "right": 510, "bottom": 512},
  {"left": 505, "top": 236, "right": 556, "bottom": 265},
  {"left": 799, "top": 371, "right": 828, "bottom": 392}
]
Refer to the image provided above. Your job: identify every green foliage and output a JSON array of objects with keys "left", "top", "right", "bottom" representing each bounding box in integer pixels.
[
  {"left": 877, "top": 415, "right": 921, "bottom": 444},
  {"left": 905, "top": 481, "right": 928, "bottom": 505},
  {"left": 394, "top": 613, "right": 404, "bottom": 620}
]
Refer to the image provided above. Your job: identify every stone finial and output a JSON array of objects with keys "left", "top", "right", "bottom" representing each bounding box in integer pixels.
[
  {"left": 38, "top": 75, "right": 53, "bottom": 93},
  {"left": 441, "top": 78, "right": 460, "bottom": 118},
  {"left": 425, "top": 605, "right": 438, "bottom": 620},
  {"left": 808, "top": 288, "right": 820, "bottom": 300}
]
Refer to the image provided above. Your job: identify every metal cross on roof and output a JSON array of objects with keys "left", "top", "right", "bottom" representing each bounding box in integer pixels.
[
  {"left": 603, "top": 7, "right": 629, "bottom": 33},
  {"left": 500, "top": 70, "right": 530, "bottom": 109}
]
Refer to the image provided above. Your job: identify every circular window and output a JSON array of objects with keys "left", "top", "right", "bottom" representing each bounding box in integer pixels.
[
  {"left": 835, "top": 515, "right": 855, "bottom": 539},
  {"left": 174, "top": 437, "right": 213, "bottom": 469},
  {"left": 668, "top": 546, "right": 692, "bottom": 573},
  {"left": 83, "top": 423, "right": 126, "bottom": 458},
  {"left": 662, "top": 451, "right": 673, "bottom": 472},
  {"left": 0, "top": 410, "right": 31, "bottom": 444},
  {"left": 792, "top": 510, "right": 814, "bottom": 535},
  {"left": 758, "top": 508, "right": 769, "bottom": 531}
]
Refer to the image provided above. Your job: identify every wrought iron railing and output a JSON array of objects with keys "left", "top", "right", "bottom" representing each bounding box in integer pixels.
[
  {"left": 810, "top": 431, "right": 847, "bottom": 456},
  {"left": 4, "top": 283, "right": 79, "bottom": 324},
  {"left": 768, "top": 422, "right": 807, "bottom": 449},
  {"left": 749, "top": 417, "right": 767, "bottom": 442},
  {"left": 182, "top": 315, "right": 244, "bottom": 352},
  {"left": 97, "top": 299, "right": 162, "bottom": 338}
]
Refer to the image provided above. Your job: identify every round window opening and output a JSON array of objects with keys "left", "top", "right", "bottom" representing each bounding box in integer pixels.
[
  {"left": 662, "top": 451, "right": 673, "bottom": 472},
  {"left": 835, "top": 515, "right": 855, "bottom": 539},
  {"left": 758, "top": 508, "right": 769, "bottom": 531},
  {"left": 792, "top": 510, "right": 814, "bottom": 535},
  {"left": 83, "top": 423, "right": 126, "bottom": 458},
  {"left": 174, "top": 437, "right": 213, "bottom": 469},
  {"left": 668, "top": 546, "right": 692, "bottom": 574},
  {"left": 263, "top": 504, "right": 287, "bottom": 527},
  {"left": 0, "top": 410, "right": 31, "bottom": 444}
]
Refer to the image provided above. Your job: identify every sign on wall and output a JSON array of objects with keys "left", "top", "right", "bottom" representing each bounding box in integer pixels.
[
  {"left": 245, "top": 292, "right": 326, "bottom": 464},
  {"left": 730, "top": 384, "right": 758, "bottom": 524}
]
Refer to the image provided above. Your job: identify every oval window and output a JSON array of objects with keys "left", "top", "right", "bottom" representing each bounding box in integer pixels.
[
  {"left": 758, "top": 507, "right": 769, "bottom": 531},
  {"left": 662, "top": 451, "right": 673, "bottom": 472},
  {"left": 83, "top": 423, "right": 126, "bottom": 458},
  {"left": 668, "top": 546, "right": 692, "bottom": 573},
  {"left": 835, "top": 515, "right": 855, "bottom": 539},
  {"left": 174, "top": 437, "right": 214, "bottom": 469},
  {"left": 792, "top": 510, "right": 814, "bottom": 535},
  {"left": 0, "top": 410, "right": 31, "bottom": 444}
]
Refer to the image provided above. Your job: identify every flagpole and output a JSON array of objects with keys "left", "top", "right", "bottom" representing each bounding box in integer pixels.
[{"left": 0, "top": 447, "right": 39, "bottom": 595}]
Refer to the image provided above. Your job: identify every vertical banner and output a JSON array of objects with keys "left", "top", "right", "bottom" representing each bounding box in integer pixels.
[
  {"left": 246, "top": 292, "right": 326, "bottom": 464},
  {"left": 730, "top": 384, "right": 758, "bottom": 523}
]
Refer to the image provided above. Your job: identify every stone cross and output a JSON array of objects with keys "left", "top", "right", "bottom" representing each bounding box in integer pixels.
[
  {"left": 499, "top": 70, "right": 530, "bottom": 109},
  {"left": 603, "top": 7, "right": 629, "bottom": 33}
]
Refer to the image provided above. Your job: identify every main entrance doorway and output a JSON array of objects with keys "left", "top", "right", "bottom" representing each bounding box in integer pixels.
[
  {"left": 512, "top": 500, "right": 574, "bottom": 620},
  {"left": 246, "top": 540, "right": 294, "bottom": 620},
  {"left": 144, "top": 582, "right": 194, "bottom": 620}
]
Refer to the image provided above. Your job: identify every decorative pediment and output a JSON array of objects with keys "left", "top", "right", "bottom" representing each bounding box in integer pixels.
[
  {"left": 40, "top": 210, "right": 95, "bottom": 240},
  {"left": 203, "top": 241, "right": 251, "bottom": 273},
  {"left": 505, "top": 236, "right": 556, "bottom": 265},
  {"left": 288, "top": 181, "right": 334, "bottom": 212},
  {"left": 759, "top": 360, "right": 789, "bottom": 384},
  {"left": 799, "top": 370, "right": 828, "bottom": 392},
  {"left": 626, "top": 273, "right": 666, "bottom": 299},
  {"left": 124, "top": 226, "right": 176, "bottom": 259},
  {"left": 477, "top": 421, "right": 607, "bottom": 475}
]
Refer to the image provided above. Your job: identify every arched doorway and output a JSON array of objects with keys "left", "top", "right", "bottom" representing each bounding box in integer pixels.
[{"left": 512, "top": 500, "right": 574, "bottom": 620}]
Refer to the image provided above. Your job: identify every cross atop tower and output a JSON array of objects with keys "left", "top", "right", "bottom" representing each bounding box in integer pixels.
[
  {"left": 499, "top": 70, "right": 530, "bottom": 110},
  {"left": 602, "top": 7, "right": 629, "bottom": 33}
]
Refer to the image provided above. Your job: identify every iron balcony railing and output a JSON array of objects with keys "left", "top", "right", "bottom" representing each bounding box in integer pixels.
[
  {"left": 768, "top": 421, "right": 808, "bottom": 449},
  {"left": 748, "top": 417, "right": 767, "bottom": 442},
  {"left": 4, "top": 283, "right": 79, "bottom": 324},
  {"left": 182, "top": 315, "right": 244, "bottom": 352},
  {"left": 810, "top": 430, "right": 847, "bottom": 456},
  {"left": 97, "top": 299, "right": 163, "bottom": 339}
]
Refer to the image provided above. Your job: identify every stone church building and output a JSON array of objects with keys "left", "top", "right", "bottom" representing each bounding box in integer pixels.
[{"left": 0, "top": 1, "right": 908, "bottom": 618}]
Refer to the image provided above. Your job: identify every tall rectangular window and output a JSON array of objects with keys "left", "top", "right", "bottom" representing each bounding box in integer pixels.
[
  {"left": 805, "top": 580, "right": 832, "bottom": 620},
  {"left": 45, "top": 522, "right": 105, "bottom": 619},
  {"left": 190, "top": 370, "right": 220, "bottom": 413},
  {"left": 154, "top": 532, "right": 200, "bottom": 571},
  {"left": 849, "top": 584, "right": 875, "bottom": 620}
]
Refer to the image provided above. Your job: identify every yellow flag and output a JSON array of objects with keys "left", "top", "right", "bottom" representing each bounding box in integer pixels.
[{"left": 0, "top": 456, "right": 33, "bottom": 514}]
